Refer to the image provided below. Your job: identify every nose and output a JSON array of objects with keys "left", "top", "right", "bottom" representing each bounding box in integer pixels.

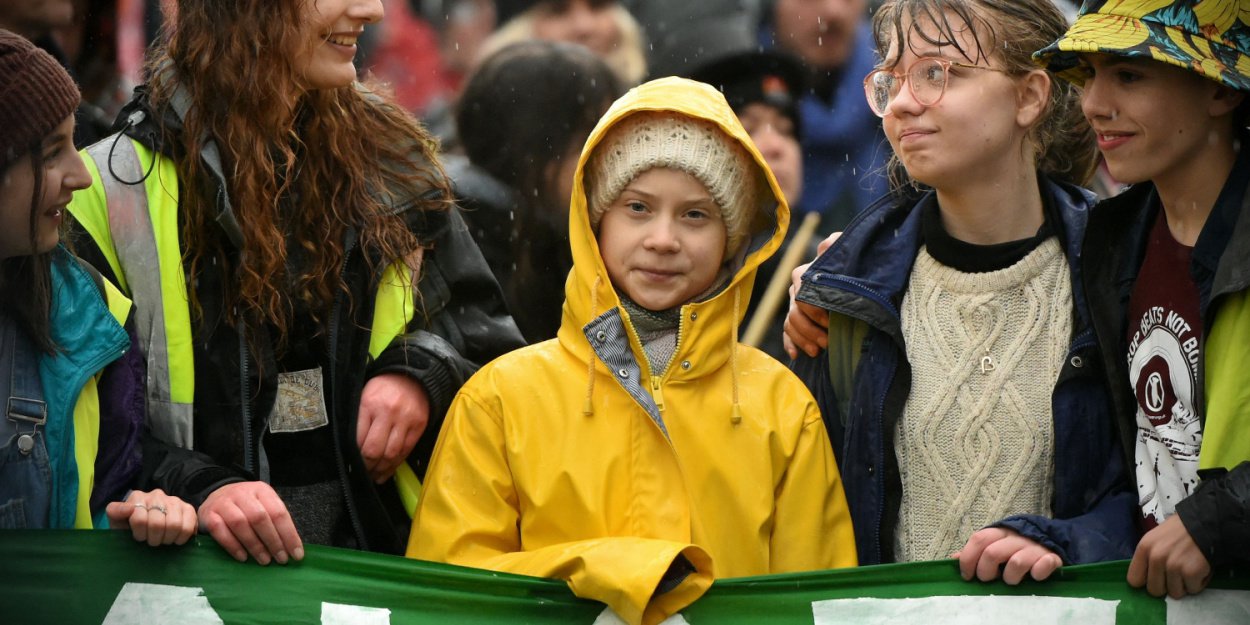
[
  {"left": 64, "top": 153, "right": 92, "bottom": 193},
  {"left": 566, "top": 2, "right": 598, "bottom": 41},
  {"left": 350, "top": 0, "right": 384, "bottom": 23},
  {"left": 1080, "top": 73, "right": 1111, "bottom": 122},
  {"left": 885, "top": 77, "right": 925, "bottom": 117},
  {"left": 752, "top": 126, "right": 782, "bottom": 158},
  {"left": 642, "top": 216, "right": 680, "bottom": 252},
  {"left": 818, "top": 0, "right": 852, "bottom": 21}
]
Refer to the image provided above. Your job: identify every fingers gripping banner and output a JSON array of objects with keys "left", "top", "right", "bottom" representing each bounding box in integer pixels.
[{"left": 0, "top": 531, "right": 1247, "bottom": 624}]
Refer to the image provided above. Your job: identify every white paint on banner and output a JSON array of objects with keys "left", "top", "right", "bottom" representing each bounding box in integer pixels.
[
  {"left": 1166, "top": 589, "right": 1250, "bottom": 625},
  {"left": 811, "top": 595, "right": 1118, "bottom": 625},
  {"left": 101, "top": 582, "right": 223, "bottom": 625},
  {"left": 594, "top": 607, "right": 690, "bottom": 624},
  {"left": 321, "top": 602, "right": 392, "bottom": 625}
]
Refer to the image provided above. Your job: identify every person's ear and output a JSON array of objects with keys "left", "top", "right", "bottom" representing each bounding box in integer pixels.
[
  {"left": 1015, "top": 69, "right": 1051, "bottom": 129},
  {"left": 1208, "top": 84, "right": 1246, "bottom": 118}
]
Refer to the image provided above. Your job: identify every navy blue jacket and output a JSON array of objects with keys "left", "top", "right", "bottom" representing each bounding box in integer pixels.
[{"left": 793, "top": 176, "right": 1138, "bottom": 566}]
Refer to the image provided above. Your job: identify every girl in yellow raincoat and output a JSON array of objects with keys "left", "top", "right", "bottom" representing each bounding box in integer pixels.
[{"left": 407, "top": 77, "right": 856, "bottom": 624}]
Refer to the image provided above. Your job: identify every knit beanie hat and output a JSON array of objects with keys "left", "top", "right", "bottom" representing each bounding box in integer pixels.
[
  {"left": 586, "top": 111, "right": 759, "bottom": 258},
  {"left": 0, "top": 29, "right": 80, "bottom": 173}
]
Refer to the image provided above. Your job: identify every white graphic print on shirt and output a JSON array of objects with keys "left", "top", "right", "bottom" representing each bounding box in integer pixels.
[{"left": 1126, "top": 305, "right": 1202, "bottom": 526}]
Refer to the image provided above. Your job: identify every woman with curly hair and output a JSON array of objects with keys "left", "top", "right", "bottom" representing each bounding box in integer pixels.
[{"left": 68, "top": 0, "right": 523, "bottom": 564}]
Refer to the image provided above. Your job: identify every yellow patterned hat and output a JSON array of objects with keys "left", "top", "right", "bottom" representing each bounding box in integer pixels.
[{"left": 1034, "top": 0, "right": 1250, "bottom": 92}]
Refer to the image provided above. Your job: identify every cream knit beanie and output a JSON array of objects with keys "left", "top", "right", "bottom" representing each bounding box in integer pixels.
[{"left": 585, "top": 111, "right": 758, "bottom": 257}]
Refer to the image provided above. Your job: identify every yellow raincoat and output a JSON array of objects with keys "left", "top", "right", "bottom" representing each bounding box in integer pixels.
[{"left": 407, "top": 77, "right": 856, "bottom": 624}]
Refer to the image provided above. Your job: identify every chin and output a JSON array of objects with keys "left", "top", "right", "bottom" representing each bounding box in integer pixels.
[{"left": 304, "top": 69, "right": 357, "bottom": 91}]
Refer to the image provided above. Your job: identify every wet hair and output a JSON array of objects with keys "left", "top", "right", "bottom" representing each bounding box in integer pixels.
[
  {"left": 145, "top": 0, "right": 450, "bottom": 343},
  {"left": 872, "top": 0, "right": 1097, "bottom": 190},
  {"left": 457, "top": 40, "right": 622, "bottom": 339},
  {"left": 1, "top": 147, "right": 57, "bottom": 353}
]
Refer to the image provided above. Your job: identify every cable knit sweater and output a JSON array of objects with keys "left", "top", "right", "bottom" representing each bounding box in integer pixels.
[{"left": 894, "top": 238, "right": 1071, "bottom": 562}]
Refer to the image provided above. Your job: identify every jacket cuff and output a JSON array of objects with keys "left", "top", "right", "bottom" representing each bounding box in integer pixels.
[
  {"left": 1175, "top": 463, "right": 1250, "bottom": 567},
  {"left": 367, "top": 339, "right": 458, "bottom": 418},
  {"left": 185, "top": 470, "right": 250, "bottom": 509},
  {"left": 991, "top": 515, "right": 1071, "bottom": 564}
]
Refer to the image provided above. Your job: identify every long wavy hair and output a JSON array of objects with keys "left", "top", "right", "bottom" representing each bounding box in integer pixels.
[
  {"left": 872, "top": 0, "right": 1097, "bottom": 190},
  {"left": 1, "top": 148, "right": 57, "bottom": 354},
  {"left": 146, "top": 0, "right": 449, "bottom": 343}
]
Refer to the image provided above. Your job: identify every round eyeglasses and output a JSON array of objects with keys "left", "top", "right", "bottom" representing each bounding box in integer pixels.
[{"left": 863, "top": 57, "right": 1009, "bottom": 117}]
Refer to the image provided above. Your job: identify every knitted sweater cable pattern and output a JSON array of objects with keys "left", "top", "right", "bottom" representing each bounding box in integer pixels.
[{"left": 894, "top": 238, "right": 1071, "bottom": 562}]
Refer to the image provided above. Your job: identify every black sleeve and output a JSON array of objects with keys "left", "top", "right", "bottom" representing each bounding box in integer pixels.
[
  {"left": 367, "top": 205, "right": 525, "bottom": 478},
  {"left": 1175, "top": 462, "right": 1250, "bottom": 566},
  {"left": 137, "top": 432, "right": 250, "bottom": 508}
]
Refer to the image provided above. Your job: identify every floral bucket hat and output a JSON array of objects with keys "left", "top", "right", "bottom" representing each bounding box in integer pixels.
[{"left": 1034, "top": 0, "right": 1250, "bottom": 92}]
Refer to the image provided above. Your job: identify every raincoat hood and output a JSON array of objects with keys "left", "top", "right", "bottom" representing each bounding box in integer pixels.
[{"left": 559, "top": 77, "right": 789, "bottom": 387}]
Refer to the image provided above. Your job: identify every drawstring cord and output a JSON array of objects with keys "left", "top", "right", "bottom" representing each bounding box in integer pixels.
[
  {"left": 731, "top": 289, "right": 742, "bottom": 425},
  {"left": 583, "top": 275, "right": 602, "bottom": 416}
]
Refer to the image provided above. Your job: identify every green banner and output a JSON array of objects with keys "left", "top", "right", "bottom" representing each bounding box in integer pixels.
[{"left": 0, "top": 530, "right": 1247, "bottom": 624}]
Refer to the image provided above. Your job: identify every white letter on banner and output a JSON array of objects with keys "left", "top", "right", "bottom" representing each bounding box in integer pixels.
[
  {"left": 322, "top": 603, "right": 392, "bottom": 625},
  {"left": 1167, "top": 589, "right": 1250, "bottom": 625},
  {"left": 101, "top": 583, "right": 224, "bottom": 625},
  {"left": 593, "top": 607, "right": 691, "bottom": 624},
  {"left": 811, "top": 595, "right": 1118, "bottom": 625}
]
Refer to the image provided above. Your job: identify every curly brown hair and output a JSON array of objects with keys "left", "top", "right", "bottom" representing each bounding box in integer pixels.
[
  {"left": 872, "top": 0, "right": 1097, "bottom": 191},
  {"left": 146, "top": 0, "right": 450, "bottom": 344}
]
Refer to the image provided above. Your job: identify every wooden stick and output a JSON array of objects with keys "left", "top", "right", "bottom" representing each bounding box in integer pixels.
[{"left": 742, "top": 211, "right": 822, "bottom": 348}]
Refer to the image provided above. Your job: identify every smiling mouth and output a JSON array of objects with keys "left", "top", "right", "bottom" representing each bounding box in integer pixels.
[{"left": 326, "top": 33, "right": 360, "bottom": 46}]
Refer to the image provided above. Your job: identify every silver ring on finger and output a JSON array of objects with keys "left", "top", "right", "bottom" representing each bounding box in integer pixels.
[
  {"left": 133, "top": 502, "right": 147, "bottom": 510},
  {"left": 151, "top": 504, "right": 168, "bottom": 514}
]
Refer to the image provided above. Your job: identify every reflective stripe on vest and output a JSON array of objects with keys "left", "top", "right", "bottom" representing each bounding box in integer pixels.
[{"left": 84, "top": 135, "right": 194, "bottom": 448}]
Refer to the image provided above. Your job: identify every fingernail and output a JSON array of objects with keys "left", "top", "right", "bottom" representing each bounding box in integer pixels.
[
  {"left": 258, "top": 553, "right": 270, "bottom": 566},
  {"left": 276, "top": 551, "right": 288, "bottom": 564},
  {"left": 293, "top": 547, "right": 305, "bottom": 560},
  {"left": 234, "top": 550, "right": 247, "bottom": 562}
]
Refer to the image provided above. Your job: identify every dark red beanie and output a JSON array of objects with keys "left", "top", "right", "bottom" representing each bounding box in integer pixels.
[{"left": 0, "top": 29, "right": 80, "bottom": 173}]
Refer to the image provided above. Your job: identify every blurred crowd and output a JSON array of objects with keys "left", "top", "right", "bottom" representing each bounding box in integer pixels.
[{"left": 10, "top": 0, "right": 1088, "bottom": 358}]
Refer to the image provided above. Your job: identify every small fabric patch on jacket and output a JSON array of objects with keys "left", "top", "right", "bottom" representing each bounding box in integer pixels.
[{"left": 268, "top": 368, "right": 330, "bottom": 433}]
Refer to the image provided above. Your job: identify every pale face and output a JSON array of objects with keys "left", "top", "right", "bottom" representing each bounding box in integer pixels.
[
  {"left": 1079, "top": 54, "right": 1233, "bottom": 189},
  {"left": 0, "top": 116, "right": 89, "bottom": 260},
  {"left": 739, "top": 103, "right": 803, "bottom": 205},
  {"left": 298, "top": 0, "right": 383, "bottom": 91},
  {"left": 0, "top": 0, "right": 74, "bottom": 38},
  {"left": 598, "top": 168, "right": 728, "bottom": 312},
  {"left": 531, "top": 0, "right": 619, "bottom": 59},
  {"left": 878, "top": 14, "right": 1033, "bottom": 190},
  {"left": 773, "top": 0, "right": 866, "bottom": 70}
]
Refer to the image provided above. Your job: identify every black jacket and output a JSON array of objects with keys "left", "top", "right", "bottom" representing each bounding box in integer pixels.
[
  {"left": 1082, "top": 151, "right": 1250, "bottom": 567},
  {"left": 74, "top": 87, "right": 525, "bottom": 555}
]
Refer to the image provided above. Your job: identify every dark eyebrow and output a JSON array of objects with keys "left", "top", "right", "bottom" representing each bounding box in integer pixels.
[{"left": 41, "top": 131, "right": 71, "bottom": 151}]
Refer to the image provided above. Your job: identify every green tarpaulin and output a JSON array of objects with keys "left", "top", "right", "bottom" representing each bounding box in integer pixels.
[{"left": 0, "top": 530, "right": 1246, "bottom": 624}]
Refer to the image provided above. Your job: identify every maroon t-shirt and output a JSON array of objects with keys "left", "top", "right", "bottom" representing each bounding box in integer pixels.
[{"left": 1125, "top": 211, "right": 1204, "bottom": 530}]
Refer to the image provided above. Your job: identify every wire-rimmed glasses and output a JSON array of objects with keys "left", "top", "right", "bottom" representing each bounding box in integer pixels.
[{"left": 863, "top": 57, "right": 1008, "bottom": 117}]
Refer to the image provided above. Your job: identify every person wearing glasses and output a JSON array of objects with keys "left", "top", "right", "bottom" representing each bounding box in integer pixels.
[{"left": 782, "top": 0, "right": 1138, "bottom": 583}]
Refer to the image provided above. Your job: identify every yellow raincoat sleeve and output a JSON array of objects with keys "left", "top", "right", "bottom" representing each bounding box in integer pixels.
[
  {"left": 407, "top": 391, "right": 713, "bottom": 625},
  {"left": 771, "top": 406, "right": 858, "bottom": 571}
]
